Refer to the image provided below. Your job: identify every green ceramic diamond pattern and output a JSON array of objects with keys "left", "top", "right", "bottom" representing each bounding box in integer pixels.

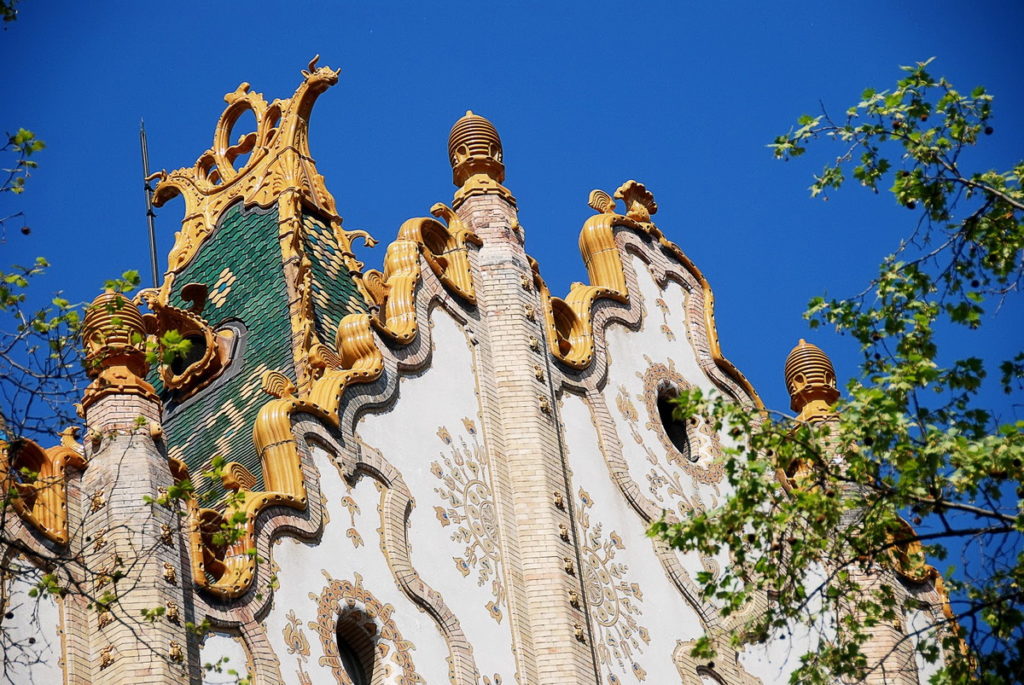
[
  {"left": 303, "top": 213, "right": 369, "bottom": 345},
  {"left": 159, "top": 203, "right": 293, "bottom": 500}
]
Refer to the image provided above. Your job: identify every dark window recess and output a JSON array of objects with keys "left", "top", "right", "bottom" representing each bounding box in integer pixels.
[
  {"left": 170, "top": 334, "right": 207, "bottom": 377},
  {"left": 336, "top": 613, "right": 373, "bottom": 685},
  {"left": 657, "top": 389, "right": 693, "bottom": 461},
  {"left": 337, "top": 638, "right": 369, "bottom": 685}
]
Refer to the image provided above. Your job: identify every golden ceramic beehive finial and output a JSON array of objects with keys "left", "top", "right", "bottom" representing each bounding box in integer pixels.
[
  {"left": 784, "top": 339, "right": 839, "bottom": 420},
  {"left": 82, "top": 291, "right": 149, "bottom": 378},
  {"left": 80, "top": 290, "right": 156, "bottom": 409},
  {"left": 448, "top": 110, "right": 505, "bottom": 187}
]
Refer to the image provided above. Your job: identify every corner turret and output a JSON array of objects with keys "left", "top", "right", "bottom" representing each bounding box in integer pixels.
[
  {"left": 81, "top": 291, "right": 159, "bottom": 433},
  {"left": 75, "top": 291, "right": 191, "bottom": 683}
]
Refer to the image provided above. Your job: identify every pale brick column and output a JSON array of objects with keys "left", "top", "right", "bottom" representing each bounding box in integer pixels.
[
  {"left": 449, "top": 111, "right": 598, "bottom": 683},
  {"left": 844, "top": 564, "right": 919, "bottom": 685},
  {"left": 68, "top": 292, "right": 192, "bottom": 684},
  {"left": 785, "top": 340, "right": 916, "bottom": 685}
]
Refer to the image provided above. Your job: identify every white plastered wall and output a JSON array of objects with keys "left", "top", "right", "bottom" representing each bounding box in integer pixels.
[
  {"left": 906, "top": 600, "right": 946, "bottom": 683},
  {"left": 247, "top": 308, "right": 511, "bottom": 684},
  {"left": 354, "top": 307, "right": 515, "bottom": 683},
  {"left": 200, "top": 633, "right": 250, "bottom": 684},
  {"left": 561, "top": 391, "right": 704, "bottom": 684},
  {"left": 593, "top": 254, "right": 820, "bottom": 682},
  {"left": 1, "top": 556, "right": 62, "bottom": 685},
  {"left": 262, "top": 458, "right": 453, "bottom": 684},
  {"left": 737, "top": 562, "right": 828, "bottom": 682},
  {"left": 601, "top": 256, "right": 734, "bottom": 592}
]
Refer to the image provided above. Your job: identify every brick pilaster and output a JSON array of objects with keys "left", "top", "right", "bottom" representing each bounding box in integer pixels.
[
  {"left": 71, "top": 392, "right": 192, "bottom": 684},
  {"left": 460, "top": 193, "right": 598, "bottom": 684},
  {"left": 845, "top": 565, "right": 919, "bottom": 685}
]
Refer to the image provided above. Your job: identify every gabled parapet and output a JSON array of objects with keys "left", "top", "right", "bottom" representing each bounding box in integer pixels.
[
  {"left": 531, "top": 178, "right": 759, "bottom": 408},
  {"left": 133, "top": 62, "right": 787, "bottom": 685},
  {"left": 0, "top": 58, "right": 968, "bottom": 684},
  {"left": 0, "top": 429, "right": 84, "bottom": 545},
  {"left": 150, "top": 57, "right": 365, "bottom": 278},
  {"left": 147, "top": 64, "right": 488, "bottom": 600},
  {"left": 146, "top": 70, "right": 762, "bottom": 621}
]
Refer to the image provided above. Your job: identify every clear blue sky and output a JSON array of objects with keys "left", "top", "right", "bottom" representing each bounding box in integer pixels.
[{"left": 2, "top": 0, "right": 1022, "bottom": 416}]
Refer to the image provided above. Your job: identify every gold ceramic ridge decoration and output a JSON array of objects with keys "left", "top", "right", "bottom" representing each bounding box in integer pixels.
[
  {"left": 448, "top": 110, "right": 515, "bottom": 209},
  {"left": 171, "top": 207, "right": 478, "bottom": 598},
  {"left": 390, "top": 202, "right": 482, "bottom": 304},
  {"left": 530, "top": 179, "right": 760, "bottom": 407},
  {"left": 149, "top": 56, "right": 377, "bottom": 395},
  {"left": 0, "top": 429, "right": 85, "bottom": 545},
  {"left": 139, "top": 288, "right": 234, "bottom": 400},
  {"left": 777, "top": 340, "right": 960, "bottom": 649},
  {"left": 784, "top": 338, "right": 840, "bottom": 421},
  {"left": 81, "top": 291, "right": 158, "bottom": 409},
  {"left": 150, "top": 56, "right": 372, "bottom": 279},
  {"left": 162, "top": 69, "right": 761, "bottom": 603}
]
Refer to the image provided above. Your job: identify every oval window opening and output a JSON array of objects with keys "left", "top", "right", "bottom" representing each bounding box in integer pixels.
[
  {"left": 657, "top": 387, "right": 693, "bottom": 461},
  {"left": 336, "top": 610, "right": 374, "bottom": 685},
  {"left": 337, "top": 638, "right": 370, "bottom": 685},
  {"left": 169, "top": 333, "right": 207, "bottom": 377}
]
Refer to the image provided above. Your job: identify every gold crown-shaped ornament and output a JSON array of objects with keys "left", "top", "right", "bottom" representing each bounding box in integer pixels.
[
  {"left": 448, "top": 110, "right": 514, "bottom": 208},
  {"left": 784, "top": 339, "right": 839, "bottom": 420}
]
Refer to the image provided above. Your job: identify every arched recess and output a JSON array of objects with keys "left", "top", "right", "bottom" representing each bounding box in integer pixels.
[
  {"left": 335, "top": 607, "right": 375, "bottom": 685},
  {"left": 309, "top": 571, "right": 422, "bottom": 684}
]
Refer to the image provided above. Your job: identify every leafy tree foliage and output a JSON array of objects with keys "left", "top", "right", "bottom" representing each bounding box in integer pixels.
[
  {"left": 0, "top": 258, "right": 85, "bottom": 443},
  {"left": 1, "top": 0, "right": 19, "bottom": 25},
  {"left": 0, "top": 104, "right": 60, "bottom": 444},
  {"left": 651, "top": 59, "right": 1023, "bottom": 683}
]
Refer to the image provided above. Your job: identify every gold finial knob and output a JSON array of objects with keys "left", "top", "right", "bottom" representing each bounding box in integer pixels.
[
  {"left": 448, "top": 110, "right": 504, "bottom": 187},
  {"left": 784, "top": 339, "right": 839, "bottom": 416},
  {"left": 82, "top": 291, "right": 148, "bottom": 378}
]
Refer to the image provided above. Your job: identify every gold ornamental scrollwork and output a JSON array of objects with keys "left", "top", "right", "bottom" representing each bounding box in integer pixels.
[
  {"left": 151, "top": 56, "right": 369, "bottom": 278},
  {"left": 173, "top": 190, "right": 486, "bottom": 596},
  {"left": 0, "top": 434, "right": 86, "bottom": 545},
  {"left": 171, "top": 213, "right": 456, "bottom": 597},
  {"left": 392, "top": 202, "right": 482, "bottom": 304},
  {"left": 138, "top": 288, "right": 235, "bottom": 400},
  {"left": 529, "top": 179, "right": 760, "bottom": 407},
  {"left": 149, "top": 57, "right": 377, "bottom": 395}
]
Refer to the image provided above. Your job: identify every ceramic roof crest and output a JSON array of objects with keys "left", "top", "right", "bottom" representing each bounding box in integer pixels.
[{"left": 149, "top": 56, "right": 374, "bottom": 280}]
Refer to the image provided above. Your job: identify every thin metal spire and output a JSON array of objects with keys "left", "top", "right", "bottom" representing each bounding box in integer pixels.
[{"left": 139, "top": 119, "right": 160, "bottom": 288}]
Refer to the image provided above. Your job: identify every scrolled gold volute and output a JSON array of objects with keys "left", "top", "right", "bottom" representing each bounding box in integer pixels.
[
  {"left": 138, "top": 288, "right": 234, "bottom": 401},
  {"left": 0, "top": 433, "right": 85, "bottom": 545}
]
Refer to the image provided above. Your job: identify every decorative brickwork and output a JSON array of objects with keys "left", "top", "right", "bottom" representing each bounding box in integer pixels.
[
  {"left": 75, "top": 365, "right": 193, "bottom": 683},
  {"left": 457, "top": 188, "right": 599, "bottom": 684}
]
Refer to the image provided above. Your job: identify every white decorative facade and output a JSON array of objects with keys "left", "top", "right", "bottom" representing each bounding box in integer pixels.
[{"left": 0, "top": 62, "right": 952, "bottom": 684}]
